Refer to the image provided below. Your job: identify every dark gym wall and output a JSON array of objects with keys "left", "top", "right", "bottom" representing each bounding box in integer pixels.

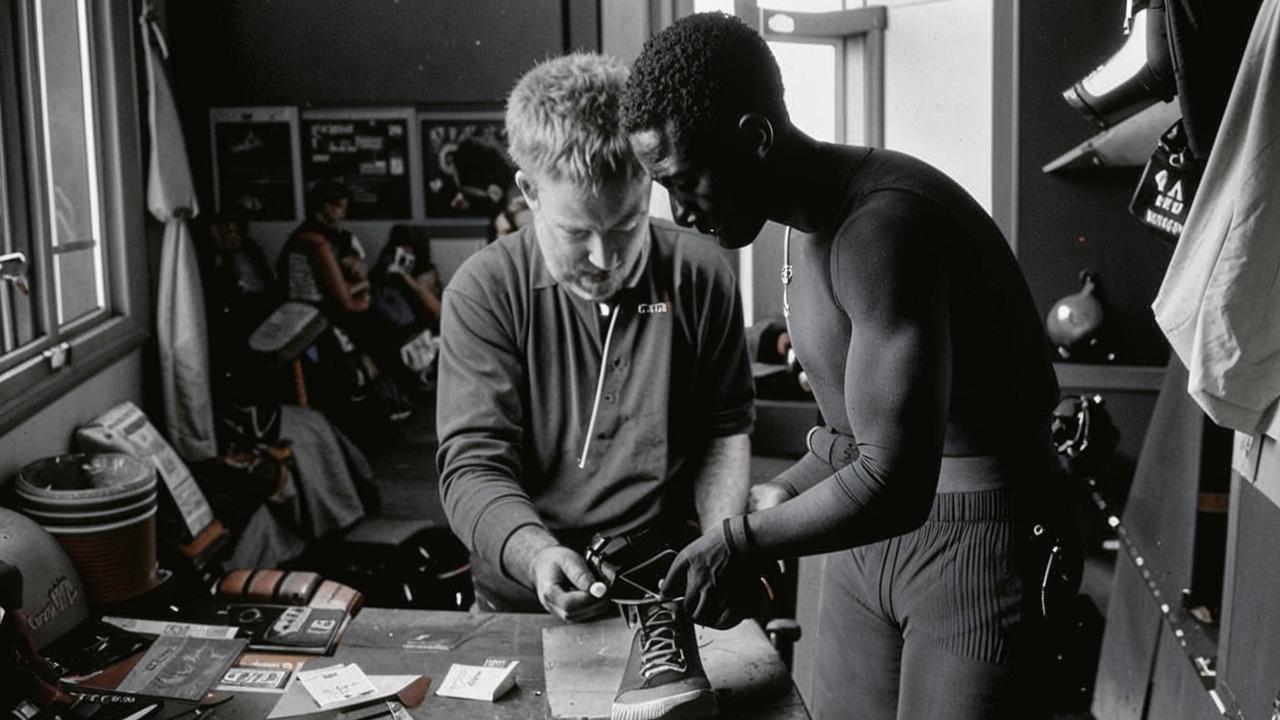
[
  {"left": 1016, "top": 0, "right": 1173, "bottom": 367},
  {"left": 163, "top": 0, "right": 599, "bottom": 210}
]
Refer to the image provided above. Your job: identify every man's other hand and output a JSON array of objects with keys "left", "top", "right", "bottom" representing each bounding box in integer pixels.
[
  {"left": 749, "top": 481, "right": 794, "bottom": 512},
  {"left": 531, "top": 546, "right": 609, "bottom": 622}
]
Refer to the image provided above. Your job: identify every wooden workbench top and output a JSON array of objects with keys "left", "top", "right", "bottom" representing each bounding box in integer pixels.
[{"left": 211, "top": 608, "right": 810, "bottom": 719}]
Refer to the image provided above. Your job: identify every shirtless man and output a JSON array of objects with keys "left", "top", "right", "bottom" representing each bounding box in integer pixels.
[{"left": 623, "top": 13, "right": 1068, "bottom": 719}]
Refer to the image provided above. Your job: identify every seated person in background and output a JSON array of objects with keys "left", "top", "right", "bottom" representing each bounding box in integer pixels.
[
  {"left": 279, "top": 180, "right": 372, "bottom": 318},
  {"left": 205, "top": 209, "right": 274, "bottom": 332},
  {"left": 437, "top": 52, "right": 754, "bottom": 620},
  {"left": 370, "top": 224, "right": 445, "bottom": 389},
  {"left": 278, "top": 180, "right": 410, "bottom": 428},
  {"left": 200, "top": 209, "right": 282, "bottom": 448},
  {"left": 489, "top": 185, "right": 533, "bottom": 241},
  {"left": 371, "top": 224, "right": 443, "bottom": 333}
]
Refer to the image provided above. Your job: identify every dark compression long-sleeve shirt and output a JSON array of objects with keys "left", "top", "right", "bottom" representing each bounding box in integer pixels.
[
  {"left": 746, "top": 146, "right": 1059, "bottom": 560},
  {"left": 436, "top": 220, "right": 754, "bottom": 582}
]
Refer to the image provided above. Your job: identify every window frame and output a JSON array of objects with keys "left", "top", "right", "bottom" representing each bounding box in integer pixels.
[{"left": 0, "top": 0, "right": 149, "bottom": 436}]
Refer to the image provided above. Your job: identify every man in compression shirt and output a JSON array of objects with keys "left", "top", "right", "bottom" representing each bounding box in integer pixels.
[
  {"left": 436, "top": 52, "right": 754, "bottom": 620},
  {"left": 623, "top": 13, "right": 1066, "bottom": 719}
]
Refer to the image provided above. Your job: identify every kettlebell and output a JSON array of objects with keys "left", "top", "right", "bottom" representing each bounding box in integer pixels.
[{"left": 1046, "top": 271, "right": 1106, "bottom": 359}]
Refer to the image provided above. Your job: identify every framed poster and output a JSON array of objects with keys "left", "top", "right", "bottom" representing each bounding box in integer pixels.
[
  {"left": 210, "top": 107, "right": 302, "bottom": 221},
  {"left": 419, "top": 111, "right": 516, "bottom": 222},
  {"left": 301, "top": 108, "right": 416, "bottom": 220}
]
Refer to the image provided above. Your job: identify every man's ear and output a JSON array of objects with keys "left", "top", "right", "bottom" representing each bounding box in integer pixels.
[
  {"left": 515, "top": 170, "right": 539, "bottom": 209},
  {"left": 736, "top": 113, "right": 774, "bottom": 160}
]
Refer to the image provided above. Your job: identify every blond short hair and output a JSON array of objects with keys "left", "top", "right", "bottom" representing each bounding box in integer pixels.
[{"left": 505, "top": 52, "right": 642, "bottom": 186}]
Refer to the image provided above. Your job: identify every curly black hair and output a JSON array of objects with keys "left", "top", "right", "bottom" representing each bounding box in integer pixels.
[{"left": 622, "top": 12, "right": 788, "bottom": 146}]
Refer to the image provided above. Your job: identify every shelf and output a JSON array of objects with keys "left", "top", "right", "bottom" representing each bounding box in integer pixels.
[
  {"left": 1055, "top": 362, "right": 1166, "bottom": 392},
  {"left": 1042, "top": 100, "right": 1180, "bottom": 173}
]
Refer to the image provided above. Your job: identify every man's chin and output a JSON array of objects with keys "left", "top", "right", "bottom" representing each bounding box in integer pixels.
[
  {"left": 566, "top": 280, "right": 619, "bottom": 303},
  {"left": 705, "top": 215, "right": 766, "bottom": 249},
  {"left": 713, "top": 223, "right": 762, "bottom": 249},
  {"left": 716, "top": 232, "right": 755, "bottom": 249}
]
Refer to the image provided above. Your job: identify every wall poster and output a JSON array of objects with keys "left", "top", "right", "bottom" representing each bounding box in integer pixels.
[
  {"left": 419, "top": 111, "right": 516, "bottom": 222},
  {"left": 210, "top": 107, "right": 302, "bottom": 221},
  {"left": 301, "top": 108, "right": 415, "bottom": 220}
]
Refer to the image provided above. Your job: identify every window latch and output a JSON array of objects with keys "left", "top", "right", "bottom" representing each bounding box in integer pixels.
[
  {"left": 44, "top": 342, "right": 71, "bottom": 370},
  {"left": 0, "top": 252, "right": 29, "bottom": 295}
]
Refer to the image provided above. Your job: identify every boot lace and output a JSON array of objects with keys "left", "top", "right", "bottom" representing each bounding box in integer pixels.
[{"left": 637, "top": 603, "right": 687, "bottom": 678}]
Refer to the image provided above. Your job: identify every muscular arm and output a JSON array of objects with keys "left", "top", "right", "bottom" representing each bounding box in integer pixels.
[
  {"left": 303, "top": 234, "right": 370, "bottom": 313},
  {"left": 745, "top": 195, "right": 952, "bottom": 558},
  {"left": 768, "top": 451, "right": 834, "bottom": 499},
  {"left": 693, "top": 433, "right": 750, "bottom": 531}
]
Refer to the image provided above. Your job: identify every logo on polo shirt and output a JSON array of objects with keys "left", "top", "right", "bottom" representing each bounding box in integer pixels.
[{"left": 638, "top": 302, "right": 669, "bottom": 315}]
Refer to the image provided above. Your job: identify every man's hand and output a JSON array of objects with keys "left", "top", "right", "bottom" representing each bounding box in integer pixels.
[
  {"left": 749, "top": 481, "right": 794, "bottom": 512},
  {"left": 531, "top": 546, "right": 609, "bottom": 622},
  {"left": 662, "top": 523, "right": 764, "bottom": 629}
]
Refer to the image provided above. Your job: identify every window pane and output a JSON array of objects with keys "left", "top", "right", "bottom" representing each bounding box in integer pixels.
[
  {"left": 768, "top": 41, "right": 837, "bottom": 142},
  {"left": 693, "top": 0, "right": 736, "bottom": 13},
  {"left": 54, "top": 248, "right": 98, "bottom": 324},
  {"left": 1, "top": 33, "right": 38, "bottom": 355},
  {"left": 0, "top": 246, "right": 38, "bottom": 354},
  {"left": 758, "top": 0, "right": 844, "bottom": 11},
  {"left": 36, "top": 0, "right": 105, "bottom": 325}
]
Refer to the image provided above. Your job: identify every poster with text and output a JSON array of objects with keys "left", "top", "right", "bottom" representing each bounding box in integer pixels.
[{"left": 302, "top": 114, "right": 411, "bottom": 220}]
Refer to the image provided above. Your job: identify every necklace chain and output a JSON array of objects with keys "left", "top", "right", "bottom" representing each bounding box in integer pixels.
[{"left": 781, "top": 225, "right": 793, "bottom": 319}]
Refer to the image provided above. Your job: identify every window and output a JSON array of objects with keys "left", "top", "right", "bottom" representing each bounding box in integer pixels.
[{"left": 0, "top": 0, "right": 147, "bottom": 434}]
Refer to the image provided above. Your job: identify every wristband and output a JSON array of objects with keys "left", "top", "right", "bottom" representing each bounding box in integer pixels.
[{"left": 722, "top": 515, "right": 756, "bottom": 558}]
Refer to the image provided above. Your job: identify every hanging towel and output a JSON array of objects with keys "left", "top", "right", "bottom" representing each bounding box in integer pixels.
[
  {"left": 141, "top": 10, "right": 216, "bottom": 461},
  {"left": 1152, "top": 0, "right": 1280, "bottom": 440}
]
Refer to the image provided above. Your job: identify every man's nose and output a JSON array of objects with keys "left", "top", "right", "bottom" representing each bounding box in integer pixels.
[
  {"left": 669, "top": 196, "right": 699, "bottom": 228},
  {"left": 586, "top": 235, "right": 616, "bottom": 269}
]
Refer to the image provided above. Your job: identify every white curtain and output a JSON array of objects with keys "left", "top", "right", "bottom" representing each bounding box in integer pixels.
[{"left": 141, "top": 10, "right": 217, "bottom": 461}]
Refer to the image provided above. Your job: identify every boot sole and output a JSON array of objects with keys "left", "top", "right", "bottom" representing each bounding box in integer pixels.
[{"left": 611, "top": 688, "right": 718, "bottom": 720}]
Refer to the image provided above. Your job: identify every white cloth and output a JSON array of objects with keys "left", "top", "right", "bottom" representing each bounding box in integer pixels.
[
  {"left": 1152, "top": 0, "right": 1280, "bottom": 440},
  {"left": 142, "top": 13, "right": 216, "bottom": 461}
]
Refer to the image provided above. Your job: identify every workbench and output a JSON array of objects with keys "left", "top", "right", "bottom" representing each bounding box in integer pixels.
[{"left": 209, "top": 608, "right": 811, "bottom": 719}]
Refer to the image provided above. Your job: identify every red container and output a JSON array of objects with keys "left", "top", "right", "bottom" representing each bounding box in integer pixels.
[{"left": 17, "top": 454, "right": 159, "bottom": 605}]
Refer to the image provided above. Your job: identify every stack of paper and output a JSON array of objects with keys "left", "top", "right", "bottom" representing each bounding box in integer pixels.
[
  {"left": 297, "top": 664, "right": 378, "bottom": 707},
  {"left": 435, "top": 659, "right": 519, "bottom": 702}
]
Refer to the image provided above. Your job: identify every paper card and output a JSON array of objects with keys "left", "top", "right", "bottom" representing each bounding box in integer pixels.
[
  {"left": 103, "top": 616, "right": 239, "bottom": 640},
  {"left": 434, "top": 659, "right": 519, "bottom": 702},
  {"left": 297, "top": 664, "right": 378, "bottom": 708}
]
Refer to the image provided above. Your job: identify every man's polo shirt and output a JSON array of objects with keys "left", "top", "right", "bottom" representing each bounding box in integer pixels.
[{"left": 436, "top": 219, "right": 754, "bottom": 600}]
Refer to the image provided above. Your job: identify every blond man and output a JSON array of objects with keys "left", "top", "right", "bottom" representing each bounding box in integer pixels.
[{"left": 436, "top": 53, "right": 754, "bottom": 621}]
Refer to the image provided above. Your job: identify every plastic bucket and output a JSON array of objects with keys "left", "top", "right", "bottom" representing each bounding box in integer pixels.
[
  {"left": 15, "top": 453, "right": 159, "bottom": 605},
  {"left": 16, "top": 454, "right": 156, "bottom": 512}
]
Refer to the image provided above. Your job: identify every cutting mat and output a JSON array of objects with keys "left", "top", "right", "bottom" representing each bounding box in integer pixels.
[{"left": 542, "top": 616, "right": 804, "bottom": 719}]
